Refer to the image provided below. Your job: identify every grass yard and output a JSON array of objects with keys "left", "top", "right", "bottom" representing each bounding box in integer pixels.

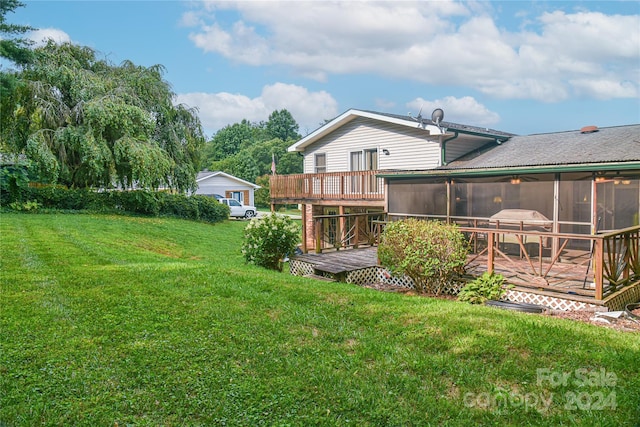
[{"left": 1, "top": 213, "right": 639, "bottom": 426}]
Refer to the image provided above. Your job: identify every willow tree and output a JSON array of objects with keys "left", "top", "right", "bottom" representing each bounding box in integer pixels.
[{"left": 1, "top": 41, "right": 204, "bottom": 191}]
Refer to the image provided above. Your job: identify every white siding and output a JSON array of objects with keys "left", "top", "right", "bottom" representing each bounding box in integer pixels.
[
  {"left": 445, "top": 138, "right": 491, "bottom": 164},
  {"left": 302, "top": 117, "right": 441, "bottom": 173},
  {"left": 195, "top": 175, "right": 256, "bottom": 205}
]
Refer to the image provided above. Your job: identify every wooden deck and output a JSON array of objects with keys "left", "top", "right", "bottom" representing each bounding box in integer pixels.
[
  {"left": 293, "top": 247, "right": 378, "bottom": 275},
  {"left": 293, "top": 247, "right": 602, "bottom": 297}
]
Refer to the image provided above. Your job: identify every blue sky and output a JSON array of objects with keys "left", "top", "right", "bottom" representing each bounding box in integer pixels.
[{"left": 11, "top": 0, "right": 640, "bottom": 138}]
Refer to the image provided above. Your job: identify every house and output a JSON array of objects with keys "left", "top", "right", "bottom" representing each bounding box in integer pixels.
[
  {"left": 195, "top": 170, "right": 260, "bottom": 206},
  {"left": 271, "top": 108, "right": 513, "bottom": 251},
  {"left": 270, "top": 109, "right": 640, "bottom": 311}
]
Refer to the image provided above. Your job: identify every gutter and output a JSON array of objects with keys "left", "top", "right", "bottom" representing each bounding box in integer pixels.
[{"left": 377, "top": 161, "right": 640, "bottom": 179}]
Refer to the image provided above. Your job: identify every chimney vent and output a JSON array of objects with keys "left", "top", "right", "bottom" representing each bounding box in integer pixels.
[{"left": 580, "top": 125, "right": 599, "bottom": 134}]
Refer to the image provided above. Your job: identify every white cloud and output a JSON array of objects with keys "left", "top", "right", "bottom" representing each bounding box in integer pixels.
[
  {"left": 28, "top": 28, "right": 71, "bottom": 46},
  {"left": 407, "top": 96, "right": 500, "bottom": 127},
  {"left": 175, "top": 82, "right": 338, "bottom": 135},
  {"left": 183, "top": 2, "right": 640, "bottom": 102}
]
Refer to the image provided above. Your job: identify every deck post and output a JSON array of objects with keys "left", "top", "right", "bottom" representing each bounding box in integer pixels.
[
  {"left": 354, "top": 215, "right": 360, "bottom": 248},
  {"left": 339, "top": 206, "right": 346, "bottom": 248},
  {"left": 301, "top": 203, "right": 307, "bottom": 253},
  {"left": 593, "top": 237, "right": 604, "bottom": 300},
  {"left": 487, "top": 230, "right": 495, "bottom": 274},
  {"left": 623, "top": 233, "right": 630, "bottom": 282},
  {"left": 315, "top": 218, "right": 322, "bottom": 254}
]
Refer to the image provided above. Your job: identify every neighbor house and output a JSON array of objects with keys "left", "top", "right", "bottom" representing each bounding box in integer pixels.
[
  {"left": 270, "top": 109, "right": 640, "bottom": 311},
  {"left": 195, "top": 170, "right": 260, "bottom": 206}
]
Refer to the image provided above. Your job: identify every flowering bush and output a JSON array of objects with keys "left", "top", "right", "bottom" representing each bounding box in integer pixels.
[{"left": 242, "top": 213, "right": 300, "bottom": 271}]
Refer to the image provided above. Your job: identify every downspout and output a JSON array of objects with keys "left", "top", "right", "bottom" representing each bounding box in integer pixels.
[{"left": 440, "top": 131, "right": 459, "bottom": 166}]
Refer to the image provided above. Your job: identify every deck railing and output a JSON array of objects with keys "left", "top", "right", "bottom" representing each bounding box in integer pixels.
[
  {"left": 386, "top": 214, "right": 640, "bottom": 300},
  {"left": 270, "top": 171, "right": 385, "bottom": 203},
  {"left": 312, "top": 212, "right": 386, "bottom": 253}
]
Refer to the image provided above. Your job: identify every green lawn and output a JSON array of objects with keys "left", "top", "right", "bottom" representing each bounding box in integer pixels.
[{"left": 1, "top": 213, "right": 639, "bottom": 426}]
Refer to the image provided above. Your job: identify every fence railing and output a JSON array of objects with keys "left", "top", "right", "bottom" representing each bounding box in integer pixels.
[{"left": 312, "top": 212, "right": 386, "bottom": 253}]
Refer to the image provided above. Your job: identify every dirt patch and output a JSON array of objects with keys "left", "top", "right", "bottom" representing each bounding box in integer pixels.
[
  {"left": 360, "top": 282, "right": 640, "bottom": 333},
  {"left": 545, "top": 309, "right": 640, "bottom": 332}
]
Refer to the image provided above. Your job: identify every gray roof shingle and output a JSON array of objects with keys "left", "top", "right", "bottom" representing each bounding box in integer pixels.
[{"left": 441, "top": 124, "right": 640, "bottom": 170}]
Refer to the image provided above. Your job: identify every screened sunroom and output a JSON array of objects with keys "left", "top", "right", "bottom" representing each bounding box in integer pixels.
[
  {"left": 387, "top": 171, "right": 639, "bottom": 237},
  {"left": 381, "top": 124, "right": 640, "bottom": 304}
]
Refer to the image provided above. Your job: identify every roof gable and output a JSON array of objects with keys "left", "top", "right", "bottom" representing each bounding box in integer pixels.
[
  {"left": 196, "top": 171, "right": 260, "bottom": 189},
  {"left": 288, "top": 109, "right": 514, "bottom": 152}
]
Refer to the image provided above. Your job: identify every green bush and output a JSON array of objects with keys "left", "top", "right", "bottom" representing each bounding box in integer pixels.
[
  {"left": 8, "top": 200, "right": 41, "bottom": 212},
  {"left": 110, "top": 190, "right": 160, "bottom": 215},
  {"left": 241, "top": 213, "right": 300, "bottom": 272},
  {"left": 0, "top": 164, "right": 31, "bottom": 204},
  {"left": 2, "top": 184, "right": 228, "bottom": 223},
  {"left": 158, "top": 193, "right": 199, "bottom": 218},
  {"left": 458, "top": 272, "right": 512, "bottom": 304},
  {"left": 378, "top": 218, "right": 468, "bottom": 295},
  {"left": 192, "top": 195, "right": 229, "bottom": 222}
]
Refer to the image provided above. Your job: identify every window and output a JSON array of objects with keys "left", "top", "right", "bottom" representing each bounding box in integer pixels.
[
  {"left": 364, "top": 149, "right": 378, "bottom": 170},
  {"left": 350, "top": 149, "right": 378, "bottom": 171},
  {"left": 350, "top": 149, "right": 379, "bottom": 192},
  {"left": 315, "top": 153, "right": 326, "bottom": 173},
  {"left": 231, "top": 191, "right": 243, "bottom": 203},
  {"left": 350, "top": 151, "right": 363, "bottom": 171}
]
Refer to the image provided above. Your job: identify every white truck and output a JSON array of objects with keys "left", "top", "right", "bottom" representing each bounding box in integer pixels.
[{"left": 219, "top": 198, "right": 257, "bottom": 219}]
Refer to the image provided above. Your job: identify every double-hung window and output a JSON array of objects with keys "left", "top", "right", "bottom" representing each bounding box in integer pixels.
[{"left": 315, "top": 153, "right": 326, "bottom": 173}]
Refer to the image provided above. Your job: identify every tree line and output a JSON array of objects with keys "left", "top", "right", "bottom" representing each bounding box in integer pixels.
[{"left": 1, "top": 0, "right": 304, "bottom": 199}]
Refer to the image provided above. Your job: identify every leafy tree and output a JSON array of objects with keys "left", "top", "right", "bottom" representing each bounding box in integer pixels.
[
  {"left": 265, "top": 109, "right": 300, "bottom": 142},
  {"left": 0, "top": 0, "right": 33, "bottom": 136},
  {"left": 1, "top": 41, "right": 205, "bottom": 191},
  {"left": 204, "top": 110, "right": 303, "bottom": 183},
  {"left": 206, "top": 119, "right": 255, "bottom": 162},
  {"left": 0, "top": 0, "right": 34, "bottom": 66},
  {"left": 254, "top": 174, "right": 271, "bottom": 208}
]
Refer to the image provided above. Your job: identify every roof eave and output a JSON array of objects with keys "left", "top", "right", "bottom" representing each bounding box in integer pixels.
[{"left": 378, "top": 161, "right": 640, "bottom": 179}]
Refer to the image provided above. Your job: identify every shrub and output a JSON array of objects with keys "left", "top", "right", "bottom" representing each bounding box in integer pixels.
[
  {"left": 110, "top": 190, "right": 160, "bottom": 215},
  {"left": 158, "top": 193, "right": 200, "bottom": 219},
  {"left": 2, "top": 184, "right": 229, "bottom": 223},
  {"left": 242, "top": 213, "right": 300, "bottom": 272},
  {"left": 9, "top": 200, "right": 41, "bottom": 212},
  {"left": 0, "top": 164, "right": 30, "bottom": 204},
  {"left": 458, "top": 272, "right": 512, "bottom": 304},
  {"left": 378, "top": 218, "right": 468, "bottom": 295},
  {"left": 192, "top": 195, "right": 229, "bottom": 222},
  {"left": 31, "top": 186, "right": 96, "bottom": 210}
]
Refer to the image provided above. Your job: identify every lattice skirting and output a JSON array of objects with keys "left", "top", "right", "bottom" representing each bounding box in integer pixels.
[
  {"left": 379, "top": 268, "right": 463, "bottom": 295},
  {"left": 290, "top": 259, "right": 314, "bottom": 276},
  {"left": 505, "top": 289, "right": 601, "bottom": 311},
  {"left": 290, "top": 258, "right": 640, "bottom": 311},
  {"left": 604, "top": 281, "right": 640, "bottom": 311},
  {"left": 345, "top": 267, "right": 381, "bottom": 285}
]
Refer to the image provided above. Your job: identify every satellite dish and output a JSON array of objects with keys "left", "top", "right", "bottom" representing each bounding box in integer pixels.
[{"left": 431, "top": 108, "right": 444, "bottom": 125}]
